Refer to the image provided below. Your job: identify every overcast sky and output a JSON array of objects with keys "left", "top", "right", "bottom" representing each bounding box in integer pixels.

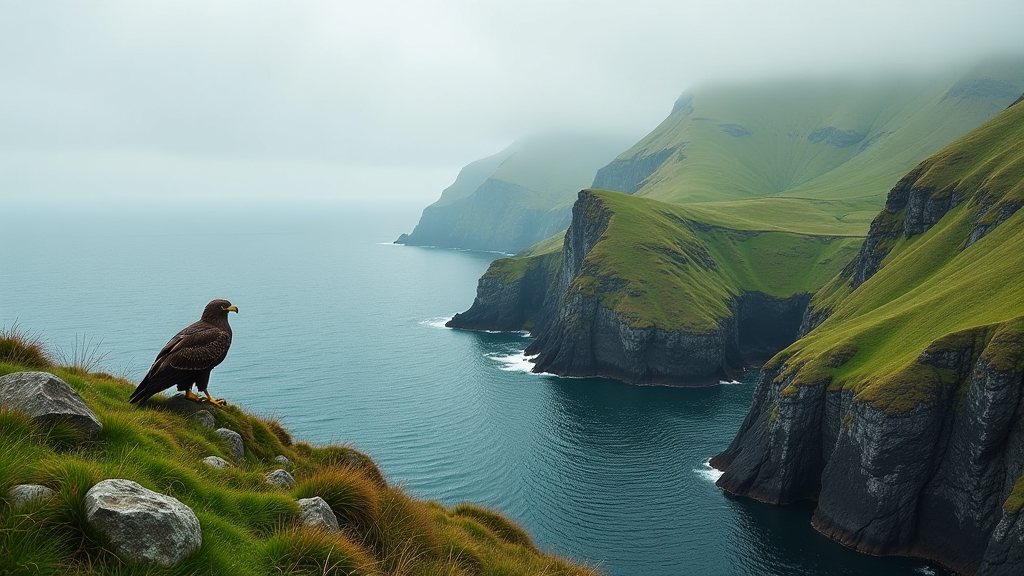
[{"left": 2, "top": 0, "right": 1023, "bottom": 208}]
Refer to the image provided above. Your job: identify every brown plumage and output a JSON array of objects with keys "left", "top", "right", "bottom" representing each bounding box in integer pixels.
[{"left": 129, "top": 299, "right": 238, "bottom": 406}]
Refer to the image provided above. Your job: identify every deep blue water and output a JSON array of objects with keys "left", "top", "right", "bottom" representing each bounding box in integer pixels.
[{"left": 0, "top": 202, "right": 950, "bottom": 576}]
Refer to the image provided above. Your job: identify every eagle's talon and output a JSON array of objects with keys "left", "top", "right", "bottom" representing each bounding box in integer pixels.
[{"left": 203, "top": 391, "right": 228, "bottom": 407}]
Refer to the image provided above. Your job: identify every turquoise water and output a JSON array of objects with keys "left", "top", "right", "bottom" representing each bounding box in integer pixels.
[{"left": 0, "top": 203, "right": 950, "bottom": 576}]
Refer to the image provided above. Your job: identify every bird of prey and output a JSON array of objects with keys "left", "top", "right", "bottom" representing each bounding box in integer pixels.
[{"left": 129, "top": 299, "right": 238, "bottom": 406}]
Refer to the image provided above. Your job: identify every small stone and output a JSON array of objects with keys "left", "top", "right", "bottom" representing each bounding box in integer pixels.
[
  {"left": 297, "top": 496, "right": 340, "bottom": 533},
  {"left": 265, "top": 469, "right": 296, "bottom": 489},
  {"left": 0, "top": 372, "right": 102, "bottom": 439},
  {"left": 273, "top": 455, "right": 290, "bottom": 466},
  {"left": 194, "top": 410, "right": 215, "bottom": 429},
  {"left": 6, "top": 484, "right": 55, "bottom": 508},
  {"left": 202, "top": 456, "right": 231, "bottom": 470},
  {"left": 85, "top": 479, "right": 202, "bottom": 567},
  {"left": 215, "top": 428, "right": 244, "bottom": 460}
]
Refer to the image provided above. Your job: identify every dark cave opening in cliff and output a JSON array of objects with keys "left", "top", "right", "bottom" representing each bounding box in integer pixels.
[{"left": 737, "top": 295, "right": 808, "bottom": 365}]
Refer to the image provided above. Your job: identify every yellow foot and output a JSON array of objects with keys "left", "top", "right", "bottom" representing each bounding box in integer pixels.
[
  {"left": 183, "top": 390, "right": 204, "bottom": 403},
  {"left": 203, "top": 391, "right": 228, "bottom": 407}
]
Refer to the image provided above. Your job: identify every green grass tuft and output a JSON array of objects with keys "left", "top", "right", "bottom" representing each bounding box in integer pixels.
[
  {"left": 294, "top": 466, "right": 381, "bottom": 533},
  {"left": 451, "top": 505, "right": 536, "bottom": 551},
  {"left": 0, "top": 323, "right": 53, "bottom": 369},
  {"left": 0, "top": 347, "right": 598, "bottom": 575}
]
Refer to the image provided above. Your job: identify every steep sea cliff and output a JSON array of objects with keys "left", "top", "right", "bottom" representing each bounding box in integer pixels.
[
  {"left": 451, "top": 190, "right": 858, "bottom": 385},
  {"left": 713, "top": 96, "right": 1024, "bottom": 575}
]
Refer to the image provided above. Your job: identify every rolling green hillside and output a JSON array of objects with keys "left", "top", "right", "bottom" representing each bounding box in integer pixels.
[
  {"left": 397, "top": 133, "right": 630, "bottom": 253},
  {"left": 712, "top": 86, "right": 1024, "bottom": 576},
  {"left": 595, "top": 59, "right": 1024, "bottom": 233},
  {"left": 775, "top": 93, "right": 1024, "bottom": 411}
]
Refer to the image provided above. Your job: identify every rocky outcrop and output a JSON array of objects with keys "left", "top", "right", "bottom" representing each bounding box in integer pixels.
[
  {"left": 713, "top": 323, "right": 1024, "bottom": 575},
  {"left": 453, "top": 190, "right": 819, "bottom": 385},
  {"left": 529, "top": 193, "right": 814, "bottom": 384},
  {"left": 194, "top": 410, "right": 216, "bottom": 429},
  {"left": 85, "top": 479, "right": 202, "bottom": 566},
  {"left": 298, "top": 496, "right": 341, "bottom": 533},
  {"left": 978, "top": 509, "right": 1024, "bottom": 575},
  {"left": 6, "top": 484, "right": 55, "bottom": 508},
  {"left": 265, "top": 469, "right": 296, "bottom": 489},
  {"left": 447, "top": 248, "right": 561, "bottom": 332},
  {"left": 202, "top": 455, "right": 231, "bottom": 470},
  {"left": 0, "top": 371, "right": 102, "bottom": 439},
  {"left": 215, "top": 428, "right": 244, "bottom": 460},
  {"left": 591, "top": 146, "right": 682, "bottom": 194}
]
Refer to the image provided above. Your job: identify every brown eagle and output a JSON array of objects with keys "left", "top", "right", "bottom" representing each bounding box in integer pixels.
[{"left": 129, "top": 299, "right": 238, "bottom": 406}]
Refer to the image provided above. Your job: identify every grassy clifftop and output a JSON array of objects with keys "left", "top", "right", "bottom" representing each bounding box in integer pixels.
[
  {"left": 602, "top": 59, "right": 1024, "bottom": 217},
  {"left": 501, "top": 189, "right": 861, "bottom": 332},
  {"left": 772, "top": 92, "right": 1024, "bottom": 412},
  {"left": 0, "top": 336, "right": 600, "bottom": 576}
]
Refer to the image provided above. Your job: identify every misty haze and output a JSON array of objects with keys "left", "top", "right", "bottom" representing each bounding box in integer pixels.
[{"left": 2, "top": 2, "right": 1024, "bottom": 576}]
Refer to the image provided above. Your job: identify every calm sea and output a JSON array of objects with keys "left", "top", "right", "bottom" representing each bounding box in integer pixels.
[{"left": 0, "top": 201, "right": 949, "bottom": 576}]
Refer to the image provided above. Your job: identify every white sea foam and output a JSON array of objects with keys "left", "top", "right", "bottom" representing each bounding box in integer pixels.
[
  {"left": 486, "top": 351, "right": 540, "bottom": 374},
  {"left": 915, "top": 567, "right": 937, "bottom": 576},
  {"left": 718, "top": 379, "right": 743, "bottom": 385},
  {"left": 419, "top": 317, "right": 454, "bottom": 329},
  {"left": 694, "top": 458, "right": 724, "bottom": 483}
]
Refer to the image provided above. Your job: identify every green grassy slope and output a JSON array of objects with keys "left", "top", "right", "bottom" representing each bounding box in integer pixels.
[
  {"left": 592, "top": 59, "right": 1024, "bottom": 235},
  {"left": 565, "top": 190, "right": 861, "bottom": 331},
  {"left": 772, "top": 94, "right": 1024, "bottom": 412},
  {"left": 0, "top": 338, "right": 600, "bottom": 576},
  {"left": 488, "top": 61, "right": 1022, "bottom": 250}
]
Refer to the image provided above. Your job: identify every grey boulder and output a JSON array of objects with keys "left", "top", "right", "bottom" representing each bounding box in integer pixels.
[
  {"left": 265, "top": 469, "right": 296, "bottom": 489},
  {"left": 6, "top": 484, "right": 55, "bottom": 508},
  {"left": 0, "top": 372, "right": 102, "bottom": 439},
  {"left": 297, "top": 496, "right": 340, "bottom": 533},
  {"left": 274, "top": 454, "right": 291, "bottom": 466},
  {"left": 194, "top": 410, "right": 216, "bottom": 429},
  {"left": 202, "top": 456, "right": 231, "bottom": 470},
  {"left": 215, "top": 428, "right": 244, "bottom": 460},
  {"left": 85, "top": 479, "right": 201, "bottom": 567}
]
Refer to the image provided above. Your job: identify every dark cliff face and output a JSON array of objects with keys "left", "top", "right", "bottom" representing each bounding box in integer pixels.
[
  {"left": 590, "top": 146, "right": 682, "bottom": 194},
  {"left": 453, "top": 190, "right": 816, "bottom": 385},
  {"left": 713, "top": 326, "right": 1024, "bottom": 575},
  {"left": 714, "top": 97, "right": 1024, "bottom": 574},
  {"left": 446, "top": 249, "right": 561, "bottom": 332}
]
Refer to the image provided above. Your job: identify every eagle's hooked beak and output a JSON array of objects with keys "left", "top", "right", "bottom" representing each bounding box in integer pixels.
[{"left": 223, "top": 305, "right": 239, "bottom": 313}]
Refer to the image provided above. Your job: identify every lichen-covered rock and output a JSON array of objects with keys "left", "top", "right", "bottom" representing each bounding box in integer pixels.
[
  {"left": 194, "top": 410, "right": 215, "bottom": 429},
  {"left": 6, "top": 484, "right": 55, "bottom": 508},
  {"left": 202, "top": 456, "right": 231, "bottom": 470},
  {"left": 215, "top": 428, "right": 244, "bottom": 460},
  {"left": 0, "top": 371, "right": 102, "bottom": 439},
  {"left": 265, "top": 469, "right": 295, "bottom": 489},
  {"left": 297, "top": 496, "right": 340, "bottom": 533},
  {"left": 85, "top": 479, "right": 201, "bottom": 566},
  {"left": 274, "top": 455, "right": 290, "bottom": 466}
]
